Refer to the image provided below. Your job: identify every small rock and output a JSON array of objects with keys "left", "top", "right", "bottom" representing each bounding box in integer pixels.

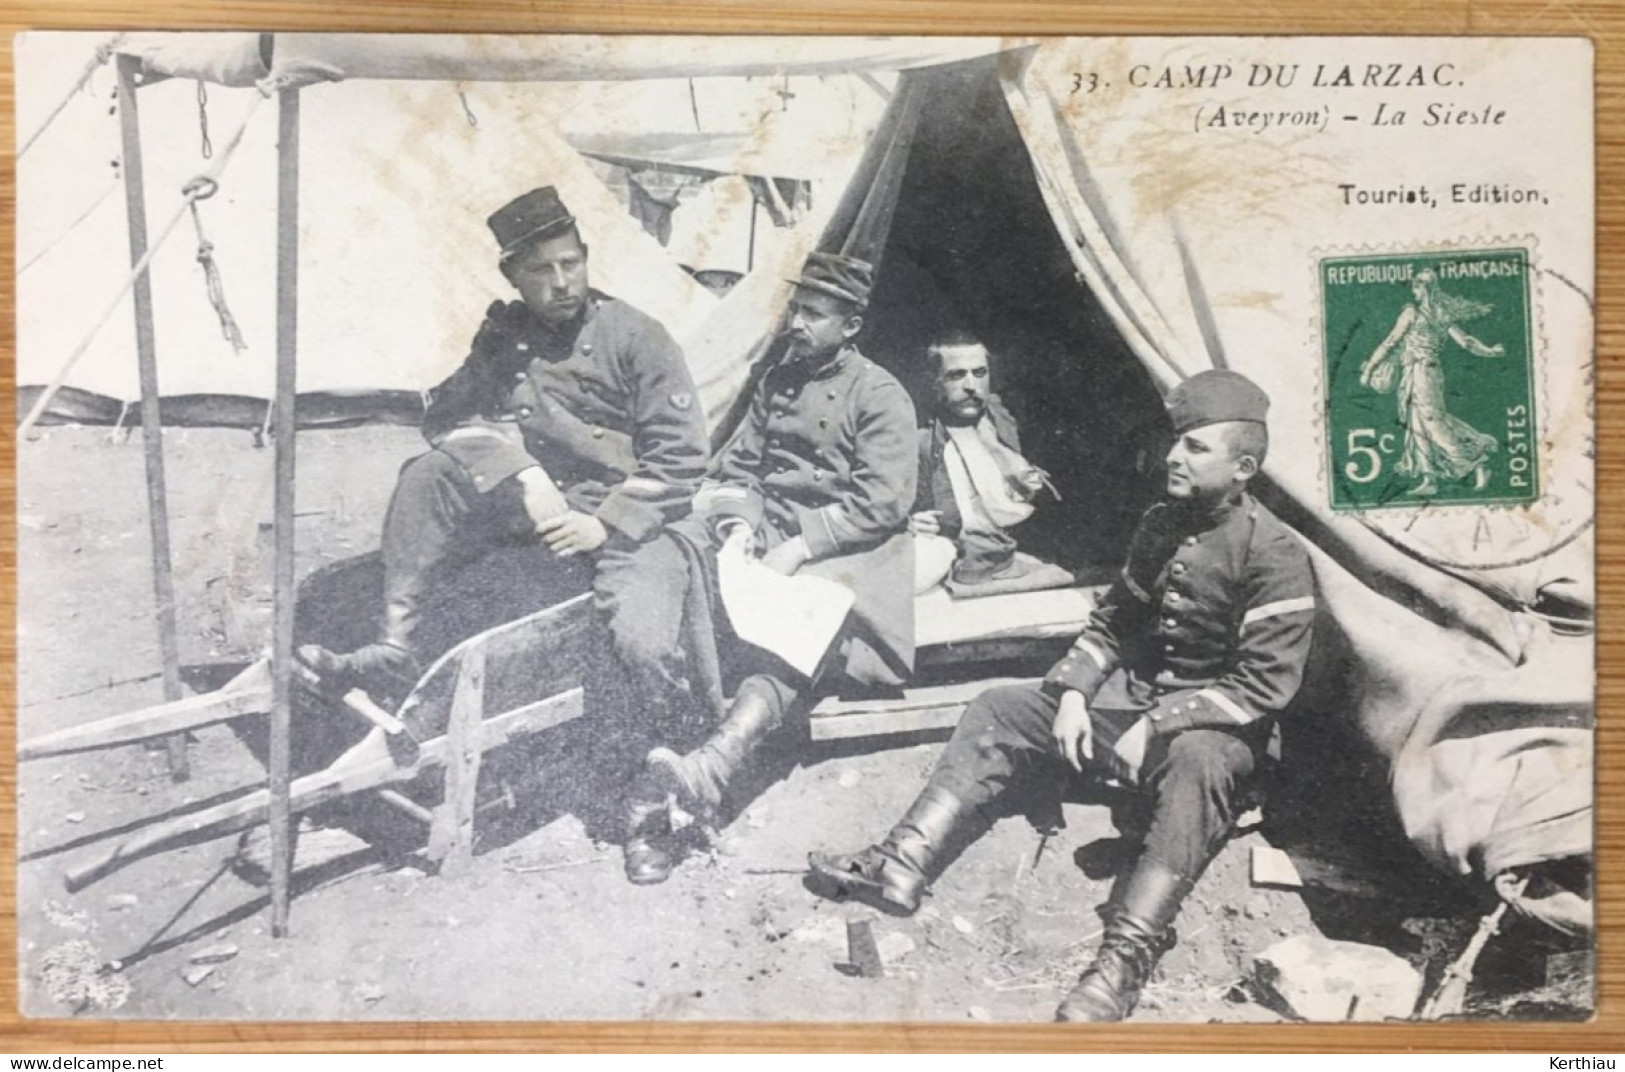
[
  {"left": 105, "top": 894, "right": 139, "bottom": 912},
  {"left": 64, "top": 812, "right": 86, "bottom": 825},
  {"left": 837, "top": 769, "right": 862, "bottom": 789},
  {"left": 788, "top": 914, "right": 847, "bottom": 949},
  {"left": 355, "top": 984, "right": 386, "bottom": 1004},
  {"left": 1253, "top": 935, "right": 1422, "bottom": 1022},
  {"left": 967, "top": 1006, "right": 992, "bottom": 1022},
  {"left": 189, "top": 943, "right": 239, "bottom": 965},
  {"left": 877, "top": 932, "right": 917, "bottom": 962},
  {"left": 182, "top": 964, "right": 216, "bottom": 987},
  {"left": 951, "top": 915, "right": 975, "bottom": 935},
  {"left": 43, "top": 900, "right": 93, "bottom": 934}
]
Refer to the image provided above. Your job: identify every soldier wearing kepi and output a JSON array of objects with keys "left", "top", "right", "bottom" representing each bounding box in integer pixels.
[
  {"left": 809, "top": 369, "right": 1316, "bottom": 1023},
  {"left": 643, "top": 252, "right": 917, "bottom": 863},
  {"left": 297, "top": 187, "right": 709, "bottom": 877}
]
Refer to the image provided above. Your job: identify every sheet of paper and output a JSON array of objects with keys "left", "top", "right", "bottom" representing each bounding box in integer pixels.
[{"left": 716, "top": 540, "right": 855, "bottom": 678}]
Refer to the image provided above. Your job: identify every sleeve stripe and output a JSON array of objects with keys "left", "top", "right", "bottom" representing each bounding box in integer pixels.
[
  {"left": 1071, "top": 638, "right": 1109, "bottom": 670},
  {"left": 439, "top": 426, "right": 513, "bottom": 444},
  {"left": 694, "top": 485, "right": 748, "bottom": 509},
  {"left": 1242, "top": 596, "right": 1316, "bottom": 628},
  {"left": 1195, "top": 688, "right": 1255, "bottom": 724},
  {"left": 818, "top": 505, "right": 845, "bottom": 546},
  {"left": 623, "top": 476, "right": 668, "bottom": 495},
  {"left": 1122, "top": 569, "right": 1154, "bottom": 605}
]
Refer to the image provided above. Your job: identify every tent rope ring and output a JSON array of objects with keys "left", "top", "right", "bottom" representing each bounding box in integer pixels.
[{"left": 182, "top": 175, "right": 247, "bottom": 354}]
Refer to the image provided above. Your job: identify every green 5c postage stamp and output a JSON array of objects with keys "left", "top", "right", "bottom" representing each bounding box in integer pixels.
[{"left": 1321, "top": 248, "right": 1538, "bottom": 511}]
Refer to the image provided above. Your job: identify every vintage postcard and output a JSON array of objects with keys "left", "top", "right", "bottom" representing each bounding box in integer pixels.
[{"left": 14, "top": 33, "right": 1594, "bottom": 1023}]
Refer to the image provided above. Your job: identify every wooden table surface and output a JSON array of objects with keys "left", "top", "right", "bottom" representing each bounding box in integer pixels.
[{"left": 0, "top": 0, "right": 1619, "bottom": 1053}]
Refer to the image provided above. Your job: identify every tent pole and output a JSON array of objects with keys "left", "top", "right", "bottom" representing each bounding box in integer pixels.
[
  {"left": 269, "top": 85, "right": 301, "bottom": 938},
  {"left": 115, "top": 55, "right": 188, "bottom": 783},
  {"left": 747, "top": 198, "right": 757, "bottom": 273}
]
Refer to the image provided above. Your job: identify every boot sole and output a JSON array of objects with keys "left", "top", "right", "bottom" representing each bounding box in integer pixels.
[{"left": 807, "top": 854, "right": 921, "bottom": 916}]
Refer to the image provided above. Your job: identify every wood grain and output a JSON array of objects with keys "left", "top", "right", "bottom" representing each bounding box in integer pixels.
[{"left": 1, "top": 0, "right": 1620, "bottom": 1053}]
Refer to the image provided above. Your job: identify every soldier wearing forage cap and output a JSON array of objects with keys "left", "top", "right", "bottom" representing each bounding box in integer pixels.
[
  {"left": 298, "top": 187, "right": 709, "bottom": 877},
  {"left": 810, "top": 368, "right": 1316, "bottom": 1023},
  {"left": 632, "top": 251, "right": 918, "bottom": 883}
]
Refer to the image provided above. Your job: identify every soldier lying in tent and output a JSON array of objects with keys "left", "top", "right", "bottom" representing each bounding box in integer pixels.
[{"left": 908, "top": 328, "right": 1059, "bottom": 595}]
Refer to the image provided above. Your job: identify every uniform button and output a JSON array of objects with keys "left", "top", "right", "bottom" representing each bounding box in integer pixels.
[
  {"left": 1184, "top": 536, "right": 1197, "bottom": 547},
  {"left": 1156, "top": 670, "right": 1173, "bottom": 684},
  {"left": 769, "top": 437, "right": 781, "bottom": 448},
  {"left": 1166, "top": 591, "right": 1181, "bottom": 604},
  {"left": 514, "top": 372, "right": 527, "bottom": 382},
  {"left": 1163, "top": 643, "right": 1175, "bottom": 654},
  {"left": 1149, "top": 709, "right": 1163, "bottom": 722},
  {"left": 582, "top": 343, "right": 593, "bottom": 355},
  {"left": 517, "top": 342, "right": 529, "bottom": 352},
  {"left": 827, "top": 391, "right": 836, "bottom": 400},
  {"left": 517, "top": 406, "right": 533, "bottom": 418},
  {"left": 591, "top": 427, "right": 604, "bottom": 439},
  {"left": 813, "top": 472, "right": 823, "bottom": 482},
  {"left": 819, "top": 419, "right": 828, "bottom": 428},
  {"left": 1163, "top": 617, "right": 1177, "bottom": 629},
  {"left": 1172, "top": 562, "right": 1187, "bottom": 575}
]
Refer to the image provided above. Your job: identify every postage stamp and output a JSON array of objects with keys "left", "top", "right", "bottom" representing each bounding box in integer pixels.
[{"left": 1320, "top": 247, "right": 1538, "bottom": 511}]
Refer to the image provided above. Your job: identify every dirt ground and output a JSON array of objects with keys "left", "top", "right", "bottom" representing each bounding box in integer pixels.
[{"left": 15, "top": 426, "right": 1584, "bottom": 1024}]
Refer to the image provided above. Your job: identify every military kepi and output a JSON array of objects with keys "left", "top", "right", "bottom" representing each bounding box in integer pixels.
[
  {"left": 489, "top": 186, "right": 576, "bottom": 258},
  {"left": 1166, "top": 369, "right": 1269, "bottom": 434},
  {"left": 791, "top": 251, "right": 875, "bottom": 308}
]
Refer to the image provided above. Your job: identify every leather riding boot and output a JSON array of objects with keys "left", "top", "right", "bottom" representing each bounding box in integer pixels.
[
  {"left": 807, "top": 785, "right": 974, "bottom": 914},
  {"left": 646, "top": 684, "right": 783, "bottom": 821},
  {"left": 622, "top": 768, "right": 676, "bottom": 886},
  {"left": 1055, "top": 857, "right": 1192, "bottom": 1023},
  {"left": 297, "top": 582, "right": 423, "bottom": 701}
]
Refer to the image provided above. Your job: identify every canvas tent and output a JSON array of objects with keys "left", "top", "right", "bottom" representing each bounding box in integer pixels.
[
  {"left": 805, "top": 46, "right": 1593, "bottom": 895},
  {"left": 17, "top": 36, "right": 889, "bottom": 430},
  {"left": 19, "top": 34, "right": 1594, "bottom": 927}
]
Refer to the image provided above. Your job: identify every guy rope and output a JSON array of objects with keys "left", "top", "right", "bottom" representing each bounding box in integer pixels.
[{"left": 19, "top": 87, "right": 268, "bottom": 438}]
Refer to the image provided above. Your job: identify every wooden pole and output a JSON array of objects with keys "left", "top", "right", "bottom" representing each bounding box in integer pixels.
[
  {"left": 269, "top": 86, "right": 301, "bottom": 938},
  {"left": 115, "top": 55, "right": 188, "bottom": 783}
]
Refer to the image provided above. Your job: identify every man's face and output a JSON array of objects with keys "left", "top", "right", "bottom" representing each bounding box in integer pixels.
[
  {"left": 932, "top": 343, "right": 991, "bottom": 424},
  {"left": 506, "top": 230, "right": 589, "bottom": 325},
  {"left": 785, "top": 288, "right": 861, "bottom": 362},
  {"left": 1165, "top": 421, "right": 1255, "bottom": 503}
]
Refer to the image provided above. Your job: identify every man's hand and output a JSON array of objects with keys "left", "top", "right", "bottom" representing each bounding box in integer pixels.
[
  {"left": 538, "top": 511, "right": 609, "bottom": 558},
  {"left": 515, "top": 466, "right": 570, "bottom": 529},
  {"left": 908, "top": 510, "right": 943, "bottom": 537},
  {"left": 1052, "top": 689, "right": 1094, "bottom": 772},
  {"left": 760, "top": 536, "right": 811, "bottom": 576}
]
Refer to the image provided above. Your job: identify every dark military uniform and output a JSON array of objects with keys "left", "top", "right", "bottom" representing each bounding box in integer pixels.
[
  {"left": 691, "top": 342, "right": 918, "bottom": 690},
  {"left": 380, "top": 292, "right": 708, "bottom": 709},
  {"left": 925, "top": 491, "right": 1315, "bottom": 877}
]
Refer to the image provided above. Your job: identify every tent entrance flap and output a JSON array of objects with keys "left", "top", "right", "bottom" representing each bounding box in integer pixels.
[{"left": 831, "top": 57, "right": 1169, "bottom": 568}]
